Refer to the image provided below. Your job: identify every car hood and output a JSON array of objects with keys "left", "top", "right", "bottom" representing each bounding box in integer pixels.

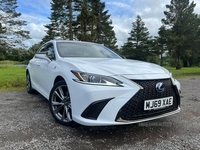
[{"left": 64, "top": 58, "right": 169, "bottom": 76}]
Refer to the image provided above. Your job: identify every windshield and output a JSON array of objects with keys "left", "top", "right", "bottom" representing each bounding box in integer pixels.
[{"left": 56, "top": 42, "right": 122, "bottom": 58}]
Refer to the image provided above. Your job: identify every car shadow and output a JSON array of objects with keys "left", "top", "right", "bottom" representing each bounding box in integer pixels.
[{"left": 70, "top": 117, "right": 180, "bottom": 147}]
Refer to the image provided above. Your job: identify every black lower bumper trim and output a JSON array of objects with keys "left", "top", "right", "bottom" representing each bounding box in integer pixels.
[{"left": 81, "top": 98, "right": 114, "bottom": 120}]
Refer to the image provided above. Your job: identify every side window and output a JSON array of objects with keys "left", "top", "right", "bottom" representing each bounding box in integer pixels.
[
  {"left": 40, "top": 45, "right": 48, "bottom": 53},
  {"left": 37, "top": 44, "right": 48, "bottom": 53},
  {"left": 38, "top": 43, "right": 54, "bottom": 53},
  {"left": 36, "top": 42, "right": 55, "bottom": 60},
  {"left": 46, "top": 43, "right": 56, "bottom": 60},
  {"left": 47, "top": 43, "right": 54, "bottom": 53}
]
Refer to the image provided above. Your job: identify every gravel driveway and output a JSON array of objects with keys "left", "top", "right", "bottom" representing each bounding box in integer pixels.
[{"left": 0, "top": 77, "right": 200, "bottom": 150}]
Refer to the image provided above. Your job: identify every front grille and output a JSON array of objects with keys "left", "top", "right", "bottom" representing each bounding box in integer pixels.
[{"left": 115, "top": 79, "right": 180, "bottom": 121}]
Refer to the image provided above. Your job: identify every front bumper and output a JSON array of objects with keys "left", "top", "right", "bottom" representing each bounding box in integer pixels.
[{"left": 69, "top": 75, "right": 180, "bottom": 126}]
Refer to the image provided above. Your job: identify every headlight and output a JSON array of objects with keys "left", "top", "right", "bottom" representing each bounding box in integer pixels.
[{"left": 71, "top": 71, "right": 123, "bottom": 86}]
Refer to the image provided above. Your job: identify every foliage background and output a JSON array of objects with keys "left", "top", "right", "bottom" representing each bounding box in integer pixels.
[{"left": 0, "top": 0, "right": 200, "bottom": 69}]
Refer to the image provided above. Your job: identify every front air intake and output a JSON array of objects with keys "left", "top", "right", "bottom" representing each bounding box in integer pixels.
[{"left": 81, "top": 98, "right": 113, "bottom": 120}]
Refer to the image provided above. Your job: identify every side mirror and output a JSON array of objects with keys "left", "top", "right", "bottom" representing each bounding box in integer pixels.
[{"left": 46, "top": 51, "right": 55, "bottom": 60}]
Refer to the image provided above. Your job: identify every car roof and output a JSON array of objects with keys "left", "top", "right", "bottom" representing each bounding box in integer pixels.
[{"left": 49, "top": 40, "right": 100, "bottom": 45}]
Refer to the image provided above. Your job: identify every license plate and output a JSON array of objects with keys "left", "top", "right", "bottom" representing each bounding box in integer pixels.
[{"left": 144, "top": 96, "right": 173, "bottom": 110}]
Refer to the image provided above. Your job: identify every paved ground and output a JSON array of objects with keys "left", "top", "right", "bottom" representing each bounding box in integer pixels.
[{"left": 0, "top": 77, "right": 200, "bottom": 150}]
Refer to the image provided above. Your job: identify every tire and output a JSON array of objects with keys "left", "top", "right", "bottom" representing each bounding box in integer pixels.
[
  {"left": 49, "top": 80, "right": 75, "bottom": 126},
  {"left": 26, "top": 72, "right": 35, "bottom": 94}
]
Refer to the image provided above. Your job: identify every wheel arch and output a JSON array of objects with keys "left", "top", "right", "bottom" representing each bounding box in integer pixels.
[
  {"left": 54, "top": 75, "right": 66, "bottom": 85},
  {"left": 26, "top": 69, "right": 29, "bottom": 74}
]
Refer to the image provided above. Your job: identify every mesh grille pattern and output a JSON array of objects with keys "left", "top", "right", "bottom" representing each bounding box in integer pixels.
[
  {"left": 81, "top": 98, "right": 112, "bottom": 120},
  {"left": 116, "top": 79, "right": 180, "bottom": 121}
]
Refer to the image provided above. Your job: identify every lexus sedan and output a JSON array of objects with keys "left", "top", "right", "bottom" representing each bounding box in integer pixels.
[{"left": 26, "top": 40, "right": 181, "bottom": 126}]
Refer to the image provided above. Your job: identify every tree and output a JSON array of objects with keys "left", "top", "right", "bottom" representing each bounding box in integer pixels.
[
  {"left": 43, "top": 0, "right": 118, "bottom": 50},
  {"left": 90, "top": 0, "right": 118, "bottom": 50},
  {"left": 196, "top": 16, "right": 200, "bottom": 66},
  {"left": 121, "top": 41, "right": 134, "bottom": 59},
  {"left": 0, "top": 0, "right": 30, "bottom": 48},
  {"left": 122, "top": 15, "right": 151, "bottom": 61},
  {"left": 0, "top": 23, "right": 6, "bottom": 35},
  {"left": 155, "top": 25, "right": 171, "bottom": 66},
  {"left": 42, "top": 0, "right": 75, "bottom": 43},
  {"left": 25, "top": 43, "right": 42, "bottom": 61},
  {"left": 0, "top": 22, "right": 7, "bottom": 60},
  {"left": 74, "top": 0, "right": 97, "bottom": 42},
  {"left": 162, "top": 0, "right": 197, "bottom": 69},
  {"left": 182, "top": 14, "right": 200, "bottom": 67}
]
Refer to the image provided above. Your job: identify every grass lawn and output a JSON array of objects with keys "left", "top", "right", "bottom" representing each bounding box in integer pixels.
[
  {"left": 0, "top": 63, "right": 26, "bottom": 91},
  {"left": 165, "top": 66, "right": 200, "bottom": 78}
]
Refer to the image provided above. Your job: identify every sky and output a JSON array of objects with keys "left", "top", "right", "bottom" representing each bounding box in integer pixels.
[{"left": 16, "top": 0, "right": 200, "bottom": 48}]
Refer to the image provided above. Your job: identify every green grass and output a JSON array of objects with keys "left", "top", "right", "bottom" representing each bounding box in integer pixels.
[
  {"left": 0, "top": 61, "right": 26, "bottom": 91},
  {"left": 165, "top": 66, "right": 200, "bottom": 78}
]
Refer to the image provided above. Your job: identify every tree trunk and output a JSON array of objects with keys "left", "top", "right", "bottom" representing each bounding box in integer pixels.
[
  {"left": 160, "top": 53, "right": 163, "bottom": 66},
  {"left": 176, "top": 57, "right": 181, "bottom": 69}
]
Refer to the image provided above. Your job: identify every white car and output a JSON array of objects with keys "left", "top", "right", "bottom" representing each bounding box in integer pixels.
[{"left": 26, "top": 40, "right": 181, "bottom": 126}]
